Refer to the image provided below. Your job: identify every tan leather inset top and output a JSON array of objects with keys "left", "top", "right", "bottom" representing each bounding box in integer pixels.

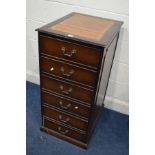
[{"left": 51, "top": 14, "right": 115, "bottom": 41}]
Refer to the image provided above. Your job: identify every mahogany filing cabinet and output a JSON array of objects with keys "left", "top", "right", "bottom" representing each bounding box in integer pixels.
[{"left": 36, "top": 12, "right": 123, "bottom": 149}]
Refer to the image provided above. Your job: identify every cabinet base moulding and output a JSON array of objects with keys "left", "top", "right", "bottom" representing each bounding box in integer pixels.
[{"left": 40, "top": 127, "right": 88, "bottom": 149}]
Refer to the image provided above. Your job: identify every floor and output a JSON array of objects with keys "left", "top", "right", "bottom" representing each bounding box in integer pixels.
[{"left": 26, "top": 81, "right": 129, "bottom": 155}]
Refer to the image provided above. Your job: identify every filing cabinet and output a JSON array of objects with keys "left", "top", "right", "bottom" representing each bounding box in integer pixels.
[{"left": 36, "top": 12, "right": 123, "bottom": 149}]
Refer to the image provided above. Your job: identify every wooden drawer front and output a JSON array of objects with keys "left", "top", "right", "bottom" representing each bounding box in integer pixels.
[
  {"left": 43, "top": 118, "right": 86, "bottom": 142},
  {"left": 42, "top": 106, "right": 87, "bottom": 131},
  {"left": 42, "top": 91, "right": 90, "bottom": 118},
  {"left": 39, "top": 35, "right": 101, "bottom": 68},
  {"left": 41, "top": 75, "right": 94, "bottom": 104},
  {"left": 40, "top": 56, "right": 97, "bottom": 87}
]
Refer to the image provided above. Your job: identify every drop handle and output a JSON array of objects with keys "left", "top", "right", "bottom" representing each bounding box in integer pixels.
[
  {"left": 60, "top": 67, "right": 74, "bottom": 77},
  {"left": 58, "top": 126, "right": 69, "bottom": 135},
  {"left": 60, "top": 85, "right": 72, "bottom": 95},
  {"left": 59, "top": 115, "right": 70, "bottom": 123},
  {"left": 59, "top": 100, "right": 71, "bottom": 110},
  {"left": 61, "top": 47, "right": 76, "bottom": 57}
]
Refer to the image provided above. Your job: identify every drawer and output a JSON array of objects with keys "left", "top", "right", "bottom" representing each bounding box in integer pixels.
[
  {"left": 39, "top": 35, "right": 101, "bottom": 68},
  {"left": 41, "top": 75, "right": 94, "bottom": 104},
  {"left": 40, "top": 56, "right": 97, "bottom": 87},
  {"left": 43, "top": 118, "right": 86, "bottom": 142},
  {"left": 42, "top": 106, "right": 88, "bottom": 131},
  {"left": 42, "top": 91, "right": 90, "bottom": 118}
]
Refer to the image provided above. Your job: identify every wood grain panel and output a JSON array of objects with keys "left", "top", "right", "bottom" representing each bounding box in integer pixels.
[
  {"left": 42, "top": 106, "right": 88, "bottom": 131},
  {"left": 40, "top": 56, "right": 97, "bottom": 87},
  {"left": 43, "top": 118, "right": 87, "bottom": 142},
  {"left": 41, "top": 75, "right": 94, "bottom": 104},
  {"left": 39, "top": 35, "right": 101, "bottom": 68},
  {"left": 42, "top": 91, "right": 91, "bottom": 118}
]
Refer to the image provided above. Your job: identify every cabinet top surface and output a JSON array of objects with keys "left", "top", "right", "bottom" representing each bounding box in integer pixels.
[{"left": 37, "top": 12, "right": 123, "bottom": 47}]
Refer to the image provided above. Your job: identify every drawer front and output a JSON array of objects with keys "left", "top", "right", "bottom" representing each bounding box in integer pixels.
[
  {"left": 39, "top": 35, "right": 101, "bottom": 68},
  {"left": 42, "top": 106, "right": 87, "bottom": 131},
  {"left": 40, "top": 56, "right": 97, "bottom": 87},
  {"left": 42, "top": 91, "right": 90, "bottom": 118},
  {"left": 41, "top": 75, "right": 94, "bottom": 104},
  {"left": 43, "top": 118, "right": 86, "bottom": 142}
]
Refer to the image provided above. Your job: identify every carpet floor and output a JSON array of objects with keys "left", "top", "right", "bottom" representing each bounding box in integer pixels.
[{"left": 26, "top": 81, "right": 129, "bottom": 155}]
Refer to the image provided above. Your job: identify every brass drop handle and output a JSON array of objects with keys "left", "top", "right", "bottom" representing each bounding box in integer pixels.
[
  {"left": 58, "top": 126, "right": 69, "bottom": 135},
  {"left": 59, "top": 100, "right": 71, "bottom": 110},
  {"left": 60, "top": 85, "right": 72, "bottom": 95},
  {"left": 60, "top": 67, "right": 74, "bottom": 77},
  {"left": 61, "top": 47, "right": 76, "bottom": 57},
  {"left": 59, "top": 115, "right": 70, "bottom": 123}
]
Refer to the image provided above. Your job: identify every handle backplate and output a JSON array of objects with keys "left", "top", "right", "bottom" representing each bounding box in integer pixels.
[
  {"left": 60, "top": 67, "right": 74, "bottom": 77},
  {"left": 59, "top": 115, "right": 70, "bottom": 123},
  {"left": 61, "top": 47, "right": 76, "bottom": 57},
  {"left": 58, "top": 126, "right": 69, "bottom": 135},
  {"left": 59, "top": 100, "right": 71, "bottom": 110},
  {"left": 60, "top": 85, "right": 72, "bottom": 95}
]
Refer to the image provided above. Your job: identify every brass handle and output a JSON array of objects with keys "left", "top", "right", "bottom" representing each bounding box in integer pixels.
[
  {"left": 59, "top": 100, "right": 71, "bottom": 110},
  {"left": 58, "top": 126, "right": 69, "bottom": 135},
  {"left": 60, "top": 67, "right": 74, "bottom": 77},
  {"left": 60, "top": 85, "right": 72, "bottom": 95},
  {"left": 59, "top": 115, "right": 70, "bottom": 123},
  {"left": 61, "top": 47, "right": 76, "bottom": 57}
]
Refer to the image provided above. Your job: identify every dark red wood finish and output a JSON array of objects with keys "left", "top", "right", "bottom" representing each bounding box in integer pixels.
[
  {"left": 40, "top": 56, "right": 97, "bottom": 87},
  {"left": 41, "top": 75, "right": 94, "bottom": 104},
  {"left": 42, "top": 105, "right": 88, "bottom": 131},
  {"left": 42, "top": 91, "right": 91, "bottom": 118},
  {"left": 39, "top": 35, "right": 101, "bottom": 69},
  {"left": 36, "top": 12, "right": 123, "bottom": 149},
  {"left": 43, "top": 118, "right": 87, "bottom": 142}
]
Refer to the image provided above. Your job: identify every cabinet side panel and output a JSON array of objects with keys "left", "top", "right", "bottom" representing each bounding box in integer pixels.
[
  {"left": 88, "top": 33, "right": 119, "bottom": 138},
  {"left": 97, "top": 34, "right": 119, "bottom": 105}
]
